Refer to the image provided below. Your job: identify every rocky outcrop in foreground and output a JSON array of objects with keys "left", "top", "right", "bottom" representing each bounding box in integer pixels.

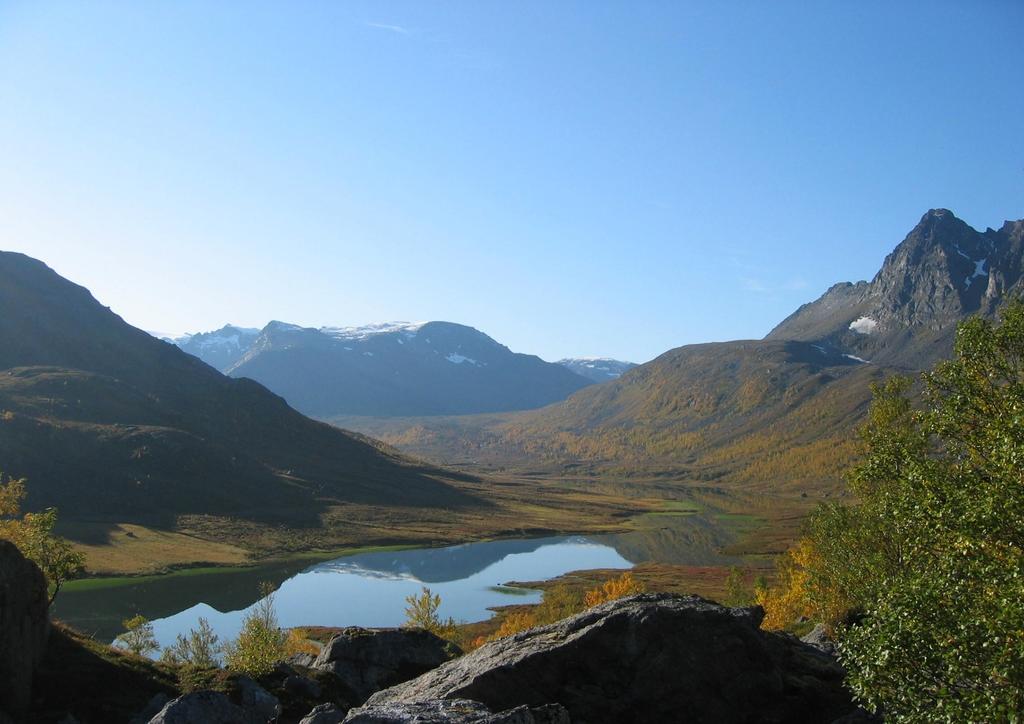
[
  {"left": 344, "top": 699, "right": 569, "bottom": 724},
  {"left": 0, "top": 540, "right": 50, "bottom": 722},
  {"left": 356, "top": 594, "right": 858, "bottom": 724},
  {"left": 132, "top": 594, "right": 860, "bottom": 723},
  {"left": 313, "top": 627, "right": 459, "bottom": 704}
]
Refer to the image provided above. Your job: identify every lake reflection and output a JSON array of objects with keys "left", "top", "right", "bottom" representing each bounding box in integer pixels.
[{"left": 58, "top": 536, "right": 632, "bottom": 648}]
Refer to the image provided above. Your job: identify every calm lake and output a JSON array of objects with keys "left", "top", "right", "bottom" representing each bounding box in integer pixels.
[
  {"left": 53, "top": 536, "right": 633, "bottom": 647},
  {"left": 52, "top": 510, "right": 743, "bottom": 645}
]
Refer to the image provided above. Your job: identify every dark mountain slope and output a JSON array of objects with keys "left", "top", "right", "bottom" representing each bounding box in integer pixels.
[
  {"left": 0, "top": 252, "right": 477, "bottom": 526},
  {"left": 222, "top": 320, "right": 592, "bottom": 417}
]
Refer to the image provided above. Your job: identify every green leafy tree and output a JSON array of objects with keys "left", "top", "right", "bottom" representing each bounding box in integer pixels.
[
  {"left": 115, "top": 614, "right": 160, "bottom": 657},
  {"left": 224, "top": 582, "right": 287, "bottom": 676},
  {"left": 775, "top": 303, "right": 1024, "bottom": 721},
  {"left": 0, "top": 474, "right": 84, "bottom": 603},
  {"left": 403, "top": 586, "right": 457, "bottom": 641},
  {"left": 723, "top": 566, "right": 754, "bottom": 607},
  {"left": 161, "top": 617, "right": 222, "bottom": 668}
]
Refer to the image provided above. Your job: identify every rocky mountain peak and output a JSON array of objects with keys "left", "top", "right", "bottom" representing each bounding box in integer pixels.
[{"left": 767, "top": 210, "right": 1024, "bottom": 367}]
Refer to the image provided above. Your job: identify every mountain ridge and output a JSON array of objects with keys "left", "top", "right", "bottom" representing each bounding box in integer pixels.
[
  {"left": 168, "top": 319, "right": 595, "bottom": 417},
  {"left": 0, "top": 251, "right": 479, "bottom": 526},
  {"left": 340, "top": 210, "right": 1024, "bottom": 496},
  {"left": 767, "top": 209, "right": 1024, "bottom": 367},
  {"left": 557, "top": 358, "right": 638, "bottom": 383}
]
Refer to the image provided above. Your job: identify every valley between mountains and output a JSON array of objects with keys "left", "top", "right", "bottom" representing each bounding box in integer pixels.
[{"left": 2, "top": 209, "right": 1022, "bottom": 592}]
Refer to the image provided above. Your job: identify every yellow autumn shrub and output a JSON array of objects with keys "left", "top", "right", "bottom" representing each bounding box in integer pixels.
[
  {"left": 490, "top": 611, "right": 536, "bottom": 640},
  {"left": 283, "top": 627, "right": 319, "bottom": 657},
  {"left": 584, "top": 571, "right": 644, "bottom": 608},
  {"left": 754, "top": 537, "right": 816, "bottom": 630}
]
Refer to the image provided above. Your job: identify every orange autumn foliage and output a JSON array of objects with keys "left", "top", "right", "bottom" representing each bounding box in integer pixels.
[
  {"left": 754, "top": 537, "right": 816, "bottom": 630},
  {"left": 583, "top": 571, "right": 644, "bottom": 608}
]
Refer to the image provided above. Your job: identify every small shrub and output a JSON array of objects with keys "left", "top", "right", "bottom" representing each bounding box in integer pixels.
[
  {"left": 114, "top": 615, "right": 160, "bottom": 657},
  {"left": 490, "top": 611, "right": 536, "bottom": 640},
  {"left": 754, "top": 538, "right": 816, "bottom": 630},
  {"left": 160, "top": 617, "right": 222, "bottom": 668},
  {"left": 534, "top": 584, "right": 585, "bottom": 623},
  {"left": 488, "top": 584, "right": 589, "bottom": 643},
  {"left": 224, "top": 583, "right": 287, "bottom": 677},
  {"left": 584, "top": 572, "right": 644, "bottom": 608},
  {"left": 403, "top": 587, "right": 457, "bottom": 641},
  {"left": 283, "top": 627, "right": 319, "bottom": 657},
  {"left": 723, "top": 566, "right": 754, "bottom": 607},
  {"left": 0, "top": 474, "right": 84, "bottom": 603}
]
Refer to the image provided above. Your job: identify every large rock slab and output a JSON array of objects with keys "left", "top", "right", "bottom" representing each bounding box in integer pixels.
[
  {"left": 300, "top": 703, "right": 347, "bottom": 724},
  {"left": 365, "top": 594, "right": 857, "bottom": 724},
  {"left": 0, "top": 540, "right": 50, "bottom": 722},
  {"left": 314, "top": 627, "right": 457, "bottom": 704},
  {"left": 343, "top": 698, "right": 570, "bottom": 724},
  {"left": 147, "top": 691, "right": 247, "bottom": 724},
  {"left": 147, "top": 681, "right": 281, "bottom": 724}
]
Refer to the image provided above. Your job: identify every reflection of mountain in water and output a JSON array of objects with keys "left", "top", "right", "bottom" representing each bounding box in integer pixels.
[
  {"left": 53, "top": 520, "right": 738, "bottom": 643},
  {"left": 53, "top": 536, "right": 587, "bottom": 640},
  {"left": 52, "top": 557, "right": 319, "bottom": 642},
  {"left": 308, "top": 536, "right": 578, "bottom": 583},
  {"left": 597, "top": 515, "right": 741, "bottom": 567}
]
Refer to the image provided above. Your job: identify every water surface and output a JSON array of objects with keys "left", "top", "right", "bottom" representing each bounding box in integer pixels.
[{"left": 55, "top": 536, "right": 632, "bottom": 647}]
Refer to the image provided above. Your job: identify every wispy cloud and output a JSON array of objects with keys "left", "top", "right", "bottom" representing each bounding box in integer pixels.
[
  {"left": 365, "top": 21, "right": 413, "bottom": 36},
  {"left": 741, "top": 277, "right": 809, "bottom": 294}
]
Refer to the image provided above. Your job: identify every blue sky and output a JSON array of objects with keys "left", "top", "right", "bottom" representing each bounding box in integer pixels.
[{"left": 1, "top": 1, "right": 1021, "bottom": 363}]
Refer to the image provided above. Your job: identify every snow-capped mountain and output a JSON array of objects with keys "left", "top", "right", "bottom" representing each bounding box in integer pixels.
[
  {"left": 557, "top": 358, "right": 638, "bottom": 383},
  {"left": 170, "top": 320, "right": 593, "bottom": 417},
  {"left": 166, "top": 325, "right": 260, "bottom": 372}
]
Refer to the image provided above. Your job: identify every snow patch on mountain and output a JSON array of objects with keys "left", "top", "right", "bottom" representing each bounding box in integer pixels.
[
  {"left": 965, "top": 258, "right": 988, "bottom": 288},
  {"left": 446, "top": 353, "right": 481, "bottom": 366},
  {"left": 321, "top": 322, "right": 426, "bottom": 341},
  {"left": 849, "top": 317, "right": 877, "bottom": 335},
  {"left": 557, "top": 357, "right": 637, "bottom": 382}
]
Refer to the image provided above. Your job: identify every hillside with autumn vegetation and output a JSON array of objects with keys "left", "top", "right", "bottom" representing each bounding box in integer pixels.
[{"left": 337, "top": 211, "right": 1024, "bottom": 500}]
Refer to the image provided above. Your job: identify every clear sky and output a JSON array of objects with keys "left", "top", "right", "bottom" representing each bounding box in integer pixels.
[{"left": 1, "top": 1, "right": 1021, "bottom": 363}]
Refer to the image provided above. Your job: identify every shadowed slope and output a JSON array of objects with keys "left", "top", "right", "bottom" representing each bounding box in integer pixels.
[{"left": 0, "top": 252, "right": 480, "bottom": 527}]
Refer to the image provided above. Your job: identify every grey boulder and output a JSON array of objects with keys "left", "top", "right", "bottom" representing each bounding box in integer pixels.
[
  {"left": 314, "top": 627, "right": 457, "bottom": 703},
  {"left": 343, "top": 699, "right": 570, "bottom": 724},
  {"left": 147, "top": 691, "right": 246, "bottom": 724},
  {"left": 235, "top": 676, "right": 281, "bottom": 723},
  {"left": 300, "top": 703, "right": 347, "bottom": 724},
  {"left": 364, "top": 593, "right": 858, "bottom": 724},
  {"left": 802, "top": 623, "right": 838, "bottom": 657},
  {"left": 0, "top": 541, "right": 50, "bottom": 721}
]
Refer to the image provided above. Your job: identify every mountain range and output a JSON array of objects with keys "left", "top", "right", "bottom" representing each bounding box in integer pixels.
[
  {"left": 341, "top": 210, "right": 1024, "bottom": 495},
  {"left": 3, "top": 208, "right": 1020, "bottom": 534},
  {"left": 164, "top": 321, "right": 613, "bottom": 417},
  {"left": 556, "top": 358, "right": 638, "bottom": 383},
  {"left": 0, "top": 252, "right": 476, "bottom": 528}
]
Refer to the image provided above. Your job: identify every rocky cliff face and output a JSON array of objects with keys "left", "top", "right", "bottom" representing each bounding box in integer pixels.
[
  {"left": 0, "top": 541, "right": 49, "bottom": 722},
  {"left": 767, "top": 210, "right": 1024, "bottom": 368}
]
